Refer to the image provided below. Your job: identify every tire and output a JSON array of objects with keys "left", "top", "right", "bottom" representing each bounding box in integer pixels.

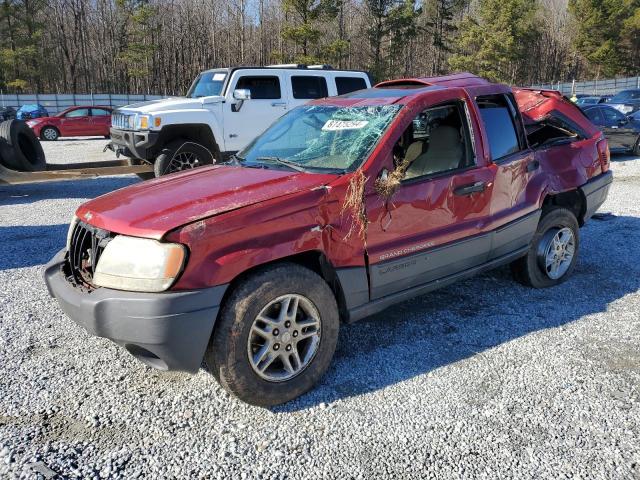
[
  {"left": 153, "top": 139, "right": 217, "bottom": 177},
  {"left": 633, "top": 136, "right": 640, "bottom": 156},
  {"left": 40, "top": 126, "right": 59, "bottom": 141},
  {"left": 510, "top": 207, "right": 580, "bottom": 288},
  {"left": 205, "top": 263, "right": 340, "bottom": 407},
  {"left": 0, "top": 120, "right": 46, "bottom": 171}
]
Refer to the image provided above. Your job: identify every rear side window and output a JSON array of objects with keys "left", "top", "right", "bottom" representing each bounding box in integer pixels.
[
  {"left": 236, "top": 76, "right": 281, "bottom": 99},
  {"left": 602, "top": 106, "right": 625, "bottom": 123},
  {"left": 91, "top": 108, "right": 111, "bottom": 116},
  {"left": 336, "top": 76, "right": 367, "bottom": 95},
  {"left": 291, "top": 76, "right": 328, "bottom": 99},
  {"left": 476, "top": 95, "right": 522, "bottom": 161},
  {"left": 584, "top": 107, "right": 603, "bottom": 125}
]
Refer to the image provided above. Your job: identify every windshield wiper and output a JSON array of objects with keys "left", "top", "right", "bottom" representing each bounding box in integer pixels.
[{"left": 255, "top": 156, "right": 307, "bottom": 172}]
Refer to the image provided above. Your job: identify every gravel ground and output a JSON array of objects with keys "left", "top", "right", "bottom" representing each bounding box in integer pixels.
[
  {"left": 0, "top": 150, "right": 639, "bottom": 479},
  {"left": 41, "top": 137, "right": 116, "bottom": 165}
]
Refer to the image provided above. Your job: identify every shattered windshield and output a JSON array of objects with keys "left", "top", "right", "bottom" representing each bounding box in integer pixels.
[
  {"left": 187, "top": 71, "right": 227, "bottom": 98},
  {"left": 238, "top": 104, "right": 402, "bottom": 172}
]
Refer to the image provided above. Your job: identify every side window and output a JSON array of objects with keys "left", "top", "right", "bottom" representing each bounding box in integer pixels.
[
  {"left": 476, "top": 95, "right": 522, "bottom": 161},
  {"left": 236, "top": 76, "right": 281, "bottom": 99},
  {"left": 585, "top": 107, "right": 603, "bottom": 125},
  {"left": 291, "top": 76, "right": 328, "bottom": 99},
  {"left": 395, "top": 102, "right": 474, "bottom": 180},
  {"left": 336, "top": 76, "right": 367, "bottom": 95},
  {"left": 91, "top": 108, "right": 111, "bottom": 116},
  {"left": 602, "top": 107, "right": 624, "bottom": 123},
  {"left": 65, "top": 108, "right": 89, "bottom": 118}
]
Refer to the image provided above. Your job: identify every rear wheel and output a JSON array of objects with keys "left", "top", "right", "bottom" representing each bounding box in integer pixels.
[
  {"left": 205, "top": 263, "right": 339, "bottom": 406},
  {"left": 510, "top": 207, "right": 580, "bottom": 288},
  {"left": 633, "top": 135, "right": 640, "bottom": 156},
  {"left": 153, "top": 139, "right": 217, "bottom": 177},
  {"left": 40, "top": 126, "right": 59, "bottom": 141}
]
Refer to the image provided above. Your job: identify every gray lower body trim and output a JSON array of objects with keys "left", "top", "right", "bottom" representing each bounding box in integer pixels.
[
  {"left": 581, "top": 171, "right": 613, "bottom": 221},
  {"left": 369, "top": 210, "right": 540, "bottom": 301},
  {"left": 347, "top": 246, "right": 528, "bottom": 323},
  {"left": 44, "top": 249, "right": 226, "bottom": 373}
]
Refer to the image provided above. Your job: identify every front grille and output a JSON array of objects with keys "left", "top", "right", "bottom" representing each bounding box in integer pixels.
[
  {"left": 111, "top": 112, "right": 135, "bottom": 130},
  {"left": 65, "top": 221, "right": 112, "bottom": 289}
]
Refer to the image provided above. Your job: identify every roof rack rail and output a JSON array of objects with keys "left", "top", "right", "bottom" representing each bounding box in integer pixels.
[
  {"left": 267, "top": 64, "right": 307, "bottom": 69},
  {"left": 307, "top": 64, "right": 333, "bottom": 70}
]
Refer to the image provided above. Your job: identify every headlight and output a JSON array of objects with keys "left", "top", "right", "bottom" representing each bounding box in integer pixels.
[
  {"left": 93, "top": 235, "right": 186, "bottom": 292},
  {"left": 26, "top": 120, "right": 37, "bottom": 127},
  {"left": 66, "top": 216, "right": 79, "bottom": 251},
  {"left": 135, "top": 114, "right": 151, "bottom": 130}
]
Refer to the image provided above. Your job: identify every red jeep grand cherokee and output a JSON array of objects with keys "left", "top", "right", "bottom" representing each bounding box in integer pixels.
[{"left": 45, "top": 74, "right": 612, "bottom": 406}]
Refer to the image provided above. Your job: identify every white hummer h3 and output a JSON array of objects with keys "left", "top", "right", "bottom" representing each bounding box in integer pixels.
[{"left": 107, "top": 65, "right": 371, "bottom": 177}]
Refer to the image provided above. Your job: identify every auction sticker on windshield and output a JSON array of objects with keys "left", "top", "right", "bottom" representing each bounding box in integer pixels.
[
  {"left": 322, "top": 120, "right": 369, "bottom": 131},
  {"left": 213, "top": 73, "right": 226, "bottom": 81}
]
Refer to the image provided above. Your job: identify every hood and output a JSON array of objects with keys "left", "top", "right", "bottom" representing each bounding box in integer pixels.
[
  {"left": 121, "top": 96, "right": 224, "bottom": 114},
  {"left": 76, "top": 166, "right": 336, "bottom": 239}
]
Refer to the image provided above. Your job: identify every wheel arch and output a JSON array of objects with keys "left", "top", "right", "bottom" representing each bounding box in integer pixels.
[
  {"left": 541, "top": 188, "right": 587, "bottom": 226},
  {"left": 217, "top": 250, "right": 350, "bottom": 323},
  {"left": 154, "top": 123, "right": 221, "bottom": 160}
]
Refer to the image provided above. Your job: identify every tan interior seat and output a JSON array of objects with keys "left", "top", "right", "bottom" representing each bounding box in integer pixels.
[
  {"left": 404, "top": 141, "right": 424, "bottom": 166},
  {"left": 405, "top": 126, "right": 463, "bottom": 179}
]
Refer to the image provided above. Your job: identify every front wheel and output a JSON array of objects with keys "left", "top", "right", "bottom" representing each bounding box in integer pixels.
[
  {"left": 205, "top": 263, "right": 339, "bottom": 406},
  {"left": 633, "top": 135, "right": 640, "bottom": 156},
  {"left": 41, "top": 126, "right": 59, "bottom": 141},
  {"left": 153, "top": 139, "right": 216, "bottom": 177},
  {"left": 511, "top": 207, "right": 580, "bottom": 288}
]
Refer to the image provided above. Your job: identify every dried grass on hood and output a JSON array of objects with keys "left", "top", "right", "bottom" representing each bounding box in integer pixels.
[{"left": 341, "top": 169, "right": 368, "bottom": 241}]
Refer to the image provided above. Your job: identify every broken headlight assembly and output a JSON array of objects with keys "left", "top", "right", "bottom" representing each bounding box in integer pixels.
[{"left": 93, "top": 236, "right": 186, "bottom": 293}]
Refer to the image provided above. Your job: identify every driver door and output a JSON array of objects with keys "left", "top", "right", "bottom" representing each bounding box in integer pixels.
[
  {"left": 60, "top": 108, "right": 90, "bottom": 136},
  {"left": 365, "top": 98, "right": 495, "bottom": 300},
  {"left": 223, "top": 71, "right": 288, "bottom": 152},
  {"left": 601, "top": 106, "right": 635, "bottom": 150}
]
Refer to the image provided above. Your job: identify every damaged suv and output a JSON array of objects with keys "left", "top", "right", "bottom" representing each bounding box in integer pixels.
[{"left": 45, "top": 73, "right": 612, "bottom": 406}]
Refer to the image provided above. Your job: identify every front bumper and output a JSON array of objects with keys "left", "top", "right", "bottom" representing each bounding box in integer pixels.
[
  {"left": 43, "top": 249, "right": 227, "bottom": 373},
  {"left": 581, "top": 170, "right": 613, "bottom": 221},
  {"left": 109, "top": 128, "right": 160, "bottom": 160}
]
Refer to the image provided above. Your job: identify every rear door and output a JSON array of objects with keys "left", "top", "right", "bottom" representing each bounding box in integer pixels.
[
  {"left": 476, "top": 94, "right": 541, "bottom": 259},
  {"left": 365, "top": 95, "right": 495, "bottom": 299},
  {"left": 223, "top": 71, "right": 287, "bottom": 151},
  {"left": 601, "top": 106, "right": 636, "bottom": 150},
  {"left": 90, "top": 108, "right": 112, "bottom": 136},
  {"left": 286, "top": 73, "right": 330, "bottom": 109}
]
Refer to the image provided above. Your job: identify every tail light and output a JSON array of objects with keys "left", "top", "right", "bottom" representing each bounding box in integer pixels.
[{"left": 596, "top": 138, "right": 610, "bottom": 173}]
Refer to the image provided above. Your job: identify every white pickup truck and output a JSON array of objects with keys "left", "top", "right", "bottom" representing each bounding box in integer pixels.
[{"left": 108, "top": 65, "right": 371, "bottom": 177}]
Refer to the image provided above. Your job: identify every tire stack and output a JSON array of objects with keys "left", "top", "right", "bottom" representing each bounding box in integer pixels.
[{"left": 0, "top": 120, "right": 47, "bottom": 171}]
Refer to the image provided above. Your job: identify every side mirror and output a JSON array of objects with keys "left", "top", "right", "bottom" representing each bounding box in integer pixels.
[
  {"left": 233, "top": 89, "right": 251, "bottom": 101},
  {"left": 232, "top": 89, "right": 251, "bottom": 112}
]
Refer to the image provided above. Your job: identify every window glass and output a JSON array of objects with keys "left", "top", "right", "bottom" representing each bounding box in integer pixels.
[
  {"left": 187, "top": 71, "right": 227, "bottom": 98},
  {"left": 336, "top": 76, "right": 367, "bottom": 95},
  {"left": 91, "top": 108, "right": 111, "bottom": 116},
  {"left": 398, "top": 103, "right": 474, "bottom": 180},
  {"left": 476, "top": 95, "right": 521, "bottom": 160},
  {"left": 66, "top": 108, "right": 89, "bottom": 118},
  {"left": 584, "top": 107, "right": 603, "bottom": 125},
  {"left": 291, "top": 76, "right": 328, "bottom": 99},
  {"left": 601, "top": 106, "right": 625, "bottom": 123},
  {"left": 611, "top": 90, "right": 640, "bottom": 102},
  {"left": 236, "top": 76, "right": 281, "bottom": 99},
  {"left": 238, "top": 104, "right": 401, "bottom": 172}
]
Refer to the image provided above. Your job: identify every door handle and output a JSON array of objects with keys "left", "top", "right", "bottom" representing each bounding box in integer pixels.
[
  {"left": 527, "top": 160, "right": 540, "bottom": 172},
  {"left": 454, "top": 181, "right": 486, "bottom": 196},
  {"left": 271, "top": 102, "right": 286, "bottom": 107}
]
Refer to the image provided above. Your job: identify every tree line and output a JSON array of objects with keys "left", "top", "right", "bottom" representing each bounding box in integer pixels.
[{"left": 0, "top": 0, "right": 639, "bottom": 95}]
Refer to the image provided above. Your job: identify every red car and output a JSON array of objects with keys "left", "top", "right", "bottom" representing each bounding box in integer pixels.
[
  {"left": 44, "top": 74, "right": 612, "bottom": 406},
  {"left": 26, "top": 106, "right": 112, "bottom": 141}
]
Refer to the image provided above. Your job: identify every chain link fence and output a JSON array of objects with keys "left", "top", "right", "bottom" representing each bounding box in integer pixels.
[
  {"left": 529, "top": 76, "right": 640, "bottom": 96},
  {"left": 0, "top": 92, "right": 167, "bottom": 115}
]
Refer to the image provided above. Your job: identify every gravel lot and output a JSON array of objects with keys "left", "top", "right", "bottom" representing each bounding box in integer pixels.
[{"left": 0, "top": 142, "right": 639, "bottom": 479}]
